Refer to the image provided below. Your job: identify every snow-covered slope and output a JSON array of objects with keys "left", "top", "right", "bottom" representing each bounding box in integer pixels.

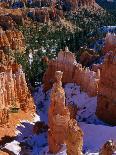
[
  {"left": 2, "top": 83, "right": 116, "bottom": 155},
  {"left": 80, "top": 122, "right": 116, "bottom": 154}
]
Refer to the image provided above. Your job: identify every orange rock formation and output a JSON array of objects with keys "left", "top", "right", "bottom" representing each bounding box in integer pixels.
[
  {"left": 48, "top": 71, "right": 83, "bottom": 154},
  {"left": 48, "top": 71, "right": 70, "bottom": 153},
  {"left": 66, "top": 0, "right": 95, "bottom": 11},
  {"left": 43, "top": 47, "right": 100, "bottom": 97},
  {"left": 0, "top": 15, "right": 17, "bottom": 30},
  {"left": 100, "top": 140, "right": 116, "bottom": 155},
  {"left": 96, "top": 51, "right": 116, "bottom": 125},
  {"left": 0, "top": 27, "right": 25, "bottom": 52},
  {"left": 28, "top": 7, "right": 63, "bottom": 23},
  {"left": 48, "top": 71, "right": 83, "bottom": 155},
  {"left": 0, "top": 56, "right": 34, "bottom": 125},
  {"left": 0, "top": 2, "right": 9, "bottom": 8},
  {"left": 102, "top": 33, "right": 116, "bottom": 53},
  {"left": 66, "top": 119, "right": 83, "bottom": 155}
]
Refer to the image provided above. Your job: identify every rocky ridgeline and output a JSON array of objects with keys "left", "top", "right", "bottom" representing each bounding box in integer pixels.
[
  {"left": 103, "top": 33, "right": 116, "bottom": 53},
  {"left": 0, "top": 52, "right": 34, "bottom": 125},
  {"left": 65, "top": 0, "right": 96, "bottom": 11},
  {"left": 96, "top": 51, "right": 116, "bottom": 125},
  {"left": 28, "top": 7, "right": 64, "bottom": 23},
  {"left": 48, "top": 71, "right": 83, "bottom": 154},
  {"left": 43, "top": 47, "right": 100, "bottom": 97},
  {"left": 0, "top": 8, "right": 27, "bottom": 25}
]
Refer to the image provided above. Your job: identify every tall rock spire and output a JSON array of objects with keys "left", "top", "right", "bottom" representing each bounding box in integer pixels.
[
  {"left": 48, "top": 71, "right": 70, "bottom": 153},
  {"left": 48, "top": 71, "right": 83, "bottom": 154}
]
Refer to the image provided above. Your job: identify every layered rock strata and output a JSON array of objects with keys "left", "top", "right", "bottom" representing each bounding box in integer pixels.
[
  {"left": 96, "top": 51, "right": 116, "bottom": 125},
  {"left": 43, "top": 47, "right": 100, "bottom": 97}
]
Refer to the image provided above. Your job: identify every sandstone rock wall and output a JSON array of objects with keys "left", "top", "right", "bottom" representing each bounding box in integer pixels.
[
  {"left": 96, "top": 51, "right": 116, "bottom": 125},
  {"left": 0, "top": 57, "right": 34, "bottom": 125},
  {"left": 0, "top": 27, "right": 25, "bottom": 52},
  {"left": 48, "top": 71, "right": 83, "bottom": 154},
  {"left": 43, "top": 48, "right": 100, "bottom": 97}
]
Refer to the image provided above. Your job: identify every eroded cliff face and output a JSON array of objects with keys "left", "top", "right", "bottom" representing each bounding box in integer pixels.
[
  {"left": 43, "top": 48, "right": 100, "bottom": 97},
  {"left": 65, "top": 0, "right": 95, "bottom": 11},
  {"left": 102, "top": 33, "right": 116, "bottom": 53},
  {"left": 0, "top": 27, "right": 25, "bottom": 53},
  {"left": 0, "top": 15, "right": 17, "bottom": 30},
  {"left": 0, "top": 52, "right": 34, "bottom": 125},
  {"left": 96, "top": 51, "right": 116, "bottom": 125},
  {"left": 48, "top": 71, "right": 83, "bottom": 154},
  {"left": 30, "top": 0, "right": 96, "bottom": 12},
  {"left": 28, "top": 7, "right": 64, "bottom": 23},
  {"left": 0, "top": 8, "right": 27, "bottom": 53}
]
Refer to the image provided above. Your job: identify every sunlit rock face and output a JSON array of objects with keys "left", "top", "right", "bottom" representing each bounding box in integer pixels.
[
  {"left": 103, "top": 33, "right": 116, "bottom": 53},
  {"left": 0, "top": 2, "right": 9, "bottom": 8},
  {"left": 48, "top": 71, "right": 83, "bottom": 154},
  {"left": 66, "top": 119, "right": 83, "bottom": 155},
  {"left": 96, "top": 51, "right": 116, "bottom": 125},
  {"left": 43, "top": 48, "right": 100, "bottom": 97},
  {"left": 0, "top": 57, "right": 34, "bottom": 125},
  {"left": 0, "top": 27, "right": 25, "bottom": 53},
  {"left": 48, "top": 71, "right": 70, "bottom": 153},
  {"left": 0, "top": 11, "right": 26, "bottom": 53},
  {"left": 100, "top": 140, "right": 116, "bottom": 155}
]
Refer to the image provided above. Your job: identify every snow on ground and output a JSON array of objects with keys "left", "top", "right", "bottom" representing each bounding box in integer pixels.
[
  {"left": 39, "top": 145, "right": 67, "bottom": 155},
  {"left": 64, "top": 83, "right": 106, "bottom": 125},
  {"left": 4, "top": 141, "right": 21, "bottom": 155},
  {"left": 80, "top": 122, "right": 116, "bottom": 154},
  {"left": 2, "top": 83, "right": 116, "bottom": 155}
]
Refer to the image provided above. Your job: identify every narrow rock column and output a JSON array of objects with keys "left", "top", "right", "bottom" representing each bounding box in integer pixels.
[{"left": 48, "top": 71, "right": 70, "bottom": 154}]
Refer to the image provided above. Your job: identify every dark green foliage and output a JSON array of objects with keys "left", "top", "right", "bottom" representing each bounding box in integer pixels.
[{"left": 14, "top": 8, "right": 116, "bottom": 86}]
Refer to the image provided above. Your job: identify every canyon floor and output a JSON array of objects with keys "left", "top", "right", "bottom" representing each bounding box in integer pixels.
[{"left": 0, "top": 83, "right": 116, "bottom": 155}]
